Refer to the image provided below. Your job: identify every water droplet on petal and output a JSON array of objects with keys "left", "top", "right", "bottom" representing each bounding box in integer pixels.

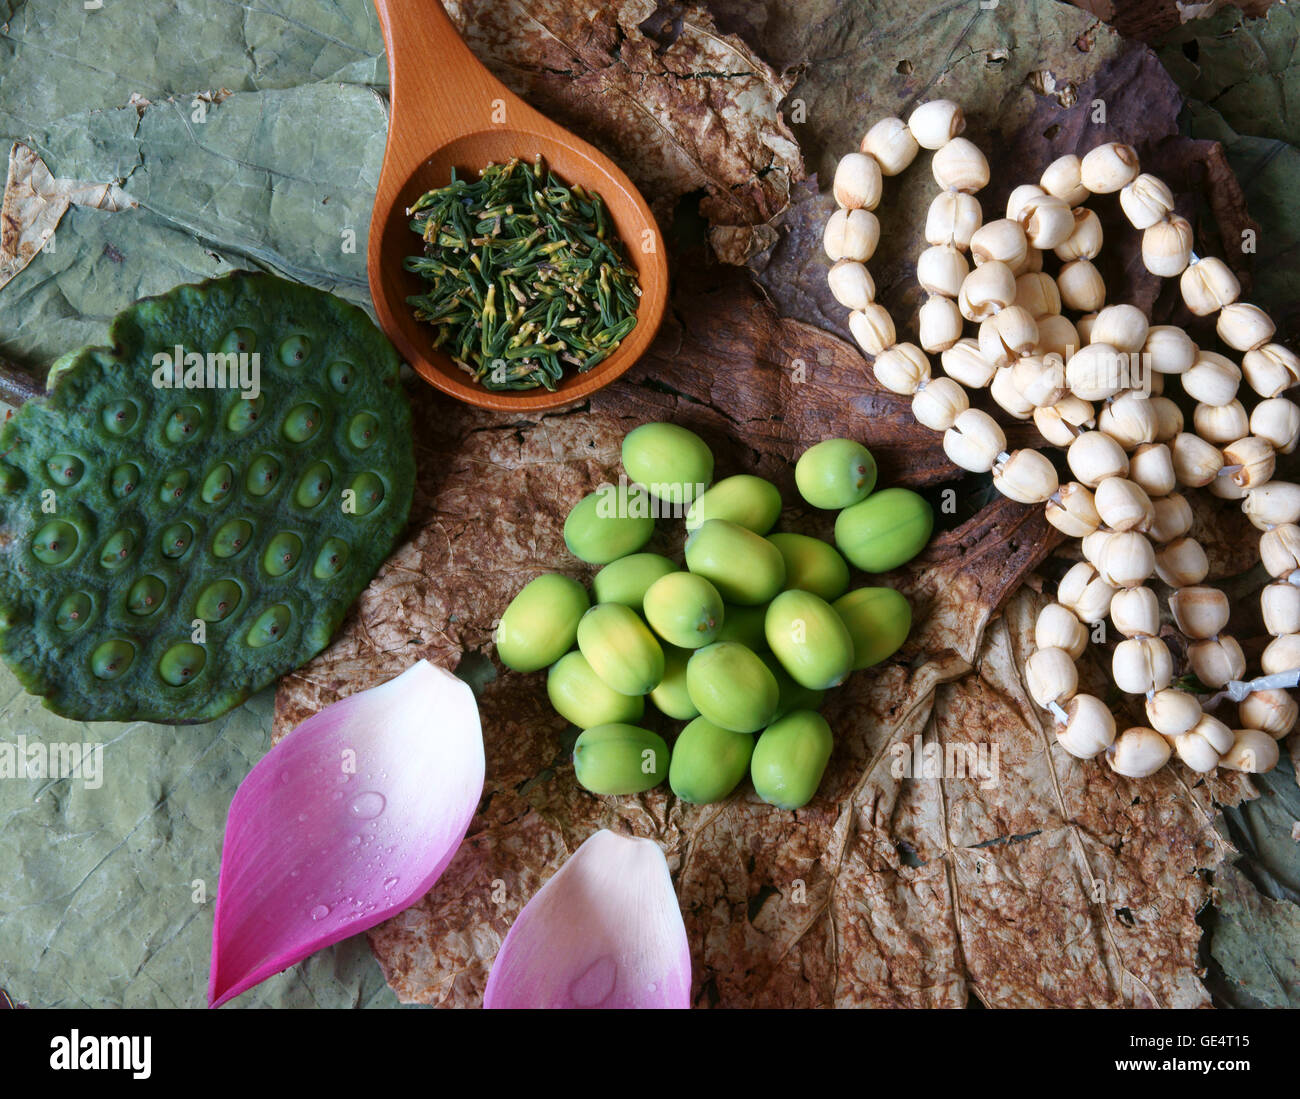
[
  {"left": 349, "top": 791, "right": 386, "bottom": 819},
  {"left": 383, "top": 876, "right": 399, "bottom": 891},
  {"left": 309, "top": 904, "right": 330, "bottom": 921}
]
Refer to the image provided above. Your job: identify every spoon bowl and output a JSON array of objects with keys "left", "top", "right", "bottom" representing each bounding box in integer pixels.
[{"left": 367, "top": 1, "right": 668, "bottom": 412}]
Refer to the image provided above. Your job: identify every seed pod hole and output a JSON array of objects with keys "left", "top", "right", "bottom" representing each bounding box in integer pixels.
[
  {"left": 347, "top": 412, "right": 380, "bottom": 451},
  {"left": 46, "top": 454, "right": 84, "bottom": 486},
  {"left": 246, "top": 604, "right": 293, "bottom": 648},
  {"left": 196, "top": 579, "right": 243, "bottom": 623},
  {"left": 282, "top": 402, "right": 323, "bottom": 444},
  {"left": 211, "top": 518, "right": 254, "bottom": 559},
  {"left": 201, "top": 462, "right": 236, "bottom": 505},
  {"left": 55, "top": 591, "right": 94, "bottom": 633},
  {"left": 226, "top": 393, "right": 265, "bottom": 435},
  {"left": 99, "top": 529, "right": 138, "bottom": 570},
  {"left": 245, "top": 454, "right": 282, "bottom": 497},
  {"left": 126, "top": 575, "right": 167, "bottom": 616},
  {"left": 101, "top": 400, "right": 140, "bottom": 435},
  {"left": 159, "top": 642, "right": 207, "bottom": 686},
  {"left": 328, "top": 360, "right": 355, "bottom": 393},
  {"left": 165, "top": 405, "right": 203, "bottom": 444},
  {"left": 91, "top": 639, "right": 136, "bottom": 680},
  {"left": 278, "top": 334, "right": 313, "bottom": 366},
  {"left": 263, "top": 532, "right": 304, "bottom": 577},
  {"left": 347, "top": 472, "right": 385, "bottom": 516},
  {"left": 159, "top": 469, "right": 191, "bottom": 504},
  {"left": 32, "top": 520, "right": 79, "bottom": 565},
  {"left": 312, "top": 537, "right": 351, "bottom": 579},
  {"left": 294, "top": 462, "right": 333, "bottom": 509},
  {"left": 220, "top": 327, "right": 258, "bottom": 355},
  {"left": 160, "top": 522, "right": 195, "bottom": 559},
  {"left": 110, "top": 463, "right": 140, "bottom": 499}
]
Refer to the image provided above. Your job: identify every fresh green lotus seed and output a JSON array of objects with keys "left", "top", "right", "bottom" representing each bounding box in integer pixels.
[
  {"left": 576, "top": 603, "right": 665, "bottom": 696},
  {"left": 834, "top": 487, "right": 933, "bottom": 573},
  {"left": 714, "top": 603, "right": 770, "bottom": 650},
  {"left": 294, "top": 462, "right": 333, "bottom": 508},
  {"left": 165, "top": 405, "right": 203, "bottom": 443},
  {"left": 751, "top": 710, "right": 833, "bottom": 810},
  {"left": 764, "top": 589, "right": 854, "bottom": 691},
  {"left": 245, "top": 454, "right": 282, "bottom": 497},
  {"left": 685, "top": 641, "right": 779, "bottom": 733},
  {"left": 795, "top": 438, "right": 877, "bottom": 510},
  {"left": 220, "top": 327, "right": 258, "bottom": 354},
  {"left": 110, "top": 463, "right": 141, "bottom": 499},
  {"left": 669, "top": 716, "right": 755, "bottom": 805},
  {"left": 769, "top": 533, "right": 850, "bottom": 602},
  {"left": 99, "top": 529, "right": 138, "bottom": 570},
  {"left": 0, "top": 465, "right": 26, "bottom": 495},
  {"left": 196, "top": 579, "right": 243, "bottom": 622},
  {"left": 263, "top": 532, "right": 303, "bottom": 577},
  {"left": 32, "top": 521, "right": 79, "bottom": 565},
  {"left": 160, "top": 522, "right": 194, "bottom": 559},
  {"left": 102, "top": 400, "right": 139, "bottom": 435},
  {"left": 47, "top": 454, "right": 84, "bottom": 486},
  {"left": 683, "top": 519, "right": 785, "bottom": 605},
  {"left": 159, "top": 642, "right": 207, "bottom": 686},
  {"left": 649, "top": 644, "right": 698, "bottom": 720},
  {"left": 328, "top": 360, "right": 355, "bottom": 393},
  {"left": 126, "top": 575, "right": 167, "bottom": 616},
  {"left": 159, "top": 469, "right": 191, "bottom": 504},
  {"left": 547, "top": 651, "right": 644, "bottom": 729},
  {"left": 278, "top": 334, "right": 312, "bottom": 366},
  {"left": 760, "top": 652, "right": 826, "bottom": 718},
  {"left": 621, "top": 422, "right": 714, "bottom": 507},
  {"left": 201, "top": 462, "right": 236, "bottom": 504},
  {"left": 283, "top": 403, "right": 323, "bottom": 444},
  {"left": 347, "top": 472, "right": 385, "bottom": 516},
  {"left": 313, "top": 538, "right": 350, "bottom": 579},
  {"left": 497, "top": 573, "right": 590, "bottom": 673},
  {"left": 247, "top": 604, "right": 292, "bottom": 647},
  {"left": 211, "top": 518, "right": 253, "bottom": 559},
  {"left": 226, "top": 394, "right": 265, "bottom": 434},
  {"left": 563, "top": 485, "right": 656, "bottom": 565},
  {"left": 55, "top": 592, "right": 93, "bottom": 633},
  {"left": 685, "top": 474, "right": 782, "bottom": 534},
  {"left": 573, "top": 723, "right": 669, "bottom": 795},
  {"left": 833, "top": 587, "right": 912, "bottom": 669},
  {"left": 591, "top": 553, "right": 676, "bottom": 611},
  {"left": 347, "top": 412, "right": 379, "bottom": 450},
  {"left": 91, "top": 639, "right": 135, "bottom": 680},
  {"left": 642, "top": 572, "right": 724, "bottom": 649}
]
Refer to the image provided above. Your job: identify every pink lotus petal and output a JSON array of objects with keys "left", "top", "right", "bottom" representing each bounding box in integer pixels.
[
  {"left": 209, "top": 660, "right": 483, "bottom": 1007},
  {"left": 484, "top": 829, "right": 691, "bottom": 1009}
]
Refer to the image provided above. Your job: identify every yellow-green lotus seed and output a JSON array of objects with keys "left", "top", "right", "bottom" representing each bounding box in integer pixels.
[
  {"left": 769, "top": 532, "right": 851, "bottom": 602},
  {"left": 833, "top": 587, "right": 912, "bottom": 669},
  {"left": 643, "top": 571, "right": 724, "bottom": 649},
  {"left": 751, "top": 710, "right": 833, "bottom": 809},
  {"left": 547, "top": 651, "right": 644, "bottom": 728},
  {"left": 591, "top": 553, "right": 677, "bottom": 610},
  {"left": 573, "top": 724, "right": 669, "bottom": 795},
  {"left": 764, "top": 589, "right": 855, "bottom": 691},
  {"left": 496, "top": 573, "right": 590, "bottom": 673},
  {"left": 685, "top": 474, "right": 782, "bottom": 533},
  {"left": 795, "top": 438, "right": 877, "bottom": 510},
  {"left": 683, "top": 519, "right": 785, "bottom": 605},
  {"left": 649, "top": 644, "right": 698, "bottom": 720},
  {"left": 563, "top": 485, "right": 656, "bottom": 565},
  {"left": 685, "top": 641, "right": 779, "bottom": 733},
  {"left": 834, "top": 487, "right": 933, "bottom": 573},
  {"left": 576, "top": 603, "right": 665, "bottom": 696},
  {"left": 621, "top": 422, "right": 714, "bottom": 507},
  {"left": 669, "top": 716, "right": 754, "bottom": 805}
]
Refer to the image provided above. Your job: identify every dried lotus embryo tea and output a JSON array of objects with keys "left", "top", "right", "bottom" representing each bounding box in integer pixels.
[
  {"left": 0, "top": 272, "right": 415, "bottom": 723},
  {"left": 404, "top": 156, "right": 641, "bottom": 391}
]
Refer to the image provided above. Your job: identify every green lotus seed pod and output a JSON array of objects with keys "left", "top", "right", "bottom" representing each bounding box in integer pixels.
[
  {"left": 126, "top": 575, "right": 167, "bottom": 616},
  {"left": 220, "top": 327, "right": 258, "bottom": 355},
  {"left": 279, "top": 334, "right": 312, "bottom": 366},
  {"left": 91, "top": 639, "right": 136, "bottom": 680},
  {"left": 769, "top": 532, "right": 851, "bottom": 602},
  {"left": 294, "top": 462, "right": 333, "bottom": 508},
  {"left": 201, "top": 462, "right": 236, "bottom": 504},
  {"left": 572, "top": 723, "right": 669, "bottom": 795},
  {"left": 759, "top": 651, "right": 826, "bottom": 718},
  {"left": 99, "top": 529, "right": 137, "bottom": 570},
  {"left": 32, "top": 520, "right": 79, "bottom": 565},
  {"left": 102, "top": 400, "right": 139, "bottom": 435},
  {"left": 683, "top": 519, "right": 785, "bottom": 606},
  {"left": 832, "top": 587, "right": 913, "bottom": 669},
  {"left": 496, "top": 573, "right": 590, "bottom": 673},
  {"left": 165, "top": 405, "right": 202, "bottom": 443},
  {"left": 263, "top": 532, "right": 304, "bottom": 577},
  {"left": 313, "top": 538, "right": 350, "bottom": 579},
  {"left": 649, "top": 644, "right": 698, "bottom": 720},
  {"left": 621, "top": 422, "right": 714, "bottom": 507},
  {"left": 245, "top": 454, "right": 282, "bottom": 497},
  {"left": 685, "top": 641, "right": 779, "bottom": 733},
  {"left": 643, "top": 572, "right": 724, "bottom": 649},
  {"left": 795, "top": 438, "right": 877, "bottom": 509},
  {"left": 47, "top": 454, "right": 84, "bottom": 486},
  {"left": 159, "top": 469, "right": 191, "bottom": 504},
  {"left": 751, "top": 710, "right": 834, "bottom": 810},
  {"left": 56, "top": 592, "right": 93, "bottom": 633},
  {"left": 834, "top": 487, "right": 933, "bottom": 573},
  {"left": 211, "top": 518, "right": 253, "bottom": 559},
  {"left": 685, "top": 474, "right": 782, "bottom": 534},
  {"left": 110, "top": 463, "right": 140, "bottom": 500},
  {"left": 347, "top": 412, "right": 379, "bottom": 450},
  {"left": 563, "top": 484, "right": 655, "bottom": 565},
  {"left": 283, "top": 403, "right": 323, "bottom": 443},
  {"left": 347, "top": 472, "right": 384, "bottom": 515},
  {"left": 196, "top": 579, "right": 242, "bottom": 622},
  {"left": 159, "top": 642, "right": 207, "bottom": 686},
  {"left": 160, "top": 522, "right": 194, "bottom": 559},
  {"left": 764, "top": 589, "right": 855, "bottom": 691},
  {"left": 714, "top": 603, "right": 769, "bottom": 650},
  {"left": 591, "top": 552, "right": 676, "bottom": 611},
  {"left": 669, "top": 716, "right": 755, "bottom": 805},
  {"left": 547, "top": 651, "right": 644, "bottom": 729},
  {"left": 247, "top": 604, "right": 292, "bottom": 648},
  {"left": 226, "top": 394, "right": 265, "bottom": 434},
  {"left": 0, "top": 465, "right": 26, "bottom": 495},
  {"left": 327, "top": 360, "right": 355, "bottom": 393},
  {"left": 576, "top": 603, "right": 665, "bottom": 696}
]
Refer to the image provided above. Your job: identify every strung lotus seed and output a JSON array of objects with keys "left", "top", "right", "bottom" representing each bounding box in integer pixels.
[
  {"left": 165, "top": 405, "right": 203, "bottom": 443},
  {"left": 347, "top": 472, "right": 385, "bottom": 516},
  {"left": 99, "top": 529, "right": 138, "bottom": 570},
  {"left": 160, "top": 522, "right": 194, "bottom": 558},
  {"left": 91, "top": 640, "right": 135, "bottom": 680},
  {"left": 126, "top": 575, "right": 167, "bottom": 616},
  {"left": 101, "top": 400, "right": 139, "bottom": 434},
  {"left": 283, "top": 402, "right": 323, "bottom": 444},
  {"left": 110, "top": 463, "right": 141, "bottom": 499},
  {"left": 312, "top": 538, "right": 351, "bottom": 579},
  {"left": 159, "top": 642, "right": 207, "bottom": 686},
  {"left": 278, "top": 334, "right": 312, "bottom": 366},
  {"left": 32, "top": 520, "right": 79, "bottom": 565},
  {"left": 159, "top": 469, "right": 191, "bottom": 504},
  {"left": 245, "top": 454, "right": 282, "bottom": 497},
  {"left": 0, "top": 465, "right": 26, "bottom": 495},
  {"left": 347, "top": 412, "right": 379, "bottom": 450},
  {"left": 201, "top": 462, "right": 236, "bottom": 504},
  {"left": 263, "top": 532, "right": 304, "bottom": 577},
  {"left": 46, "top": 454, "right": 84, "bottom": 486},
  {"left": 196, "top": 579, "right": 243, "bottom": 622},
  {"left": 226, "top": 394, "right": 265, "bottom": 434},
  {"left": 211, "top": 518, "right": 254, "bottom": 558},
  {"left": 220, "top": 327, "right": 258, "bottom": 354},
  {"left": 55, "top": 592, "right": 93, "bottom": 632},
  {"left": 294, "top": 462, "right": 333, "bottom": 508},
  {"left": 328, "top": 360, "right": 355, "bottom": 393},
  {"left": 246, "top": 604, "right": 293, "bottom": 648}
]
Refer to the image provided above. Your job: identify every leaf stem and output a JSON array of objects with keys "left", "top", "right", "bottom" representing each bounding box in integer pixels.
[{"left": 0, "top": 358, "right": 45, "bottom": 407}]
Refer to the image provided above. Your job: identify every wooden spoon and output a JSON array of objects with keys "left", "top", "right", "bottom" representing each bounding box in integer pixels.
[{"left": 367, "top": 0, "right": 669, "bottom": 412}]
